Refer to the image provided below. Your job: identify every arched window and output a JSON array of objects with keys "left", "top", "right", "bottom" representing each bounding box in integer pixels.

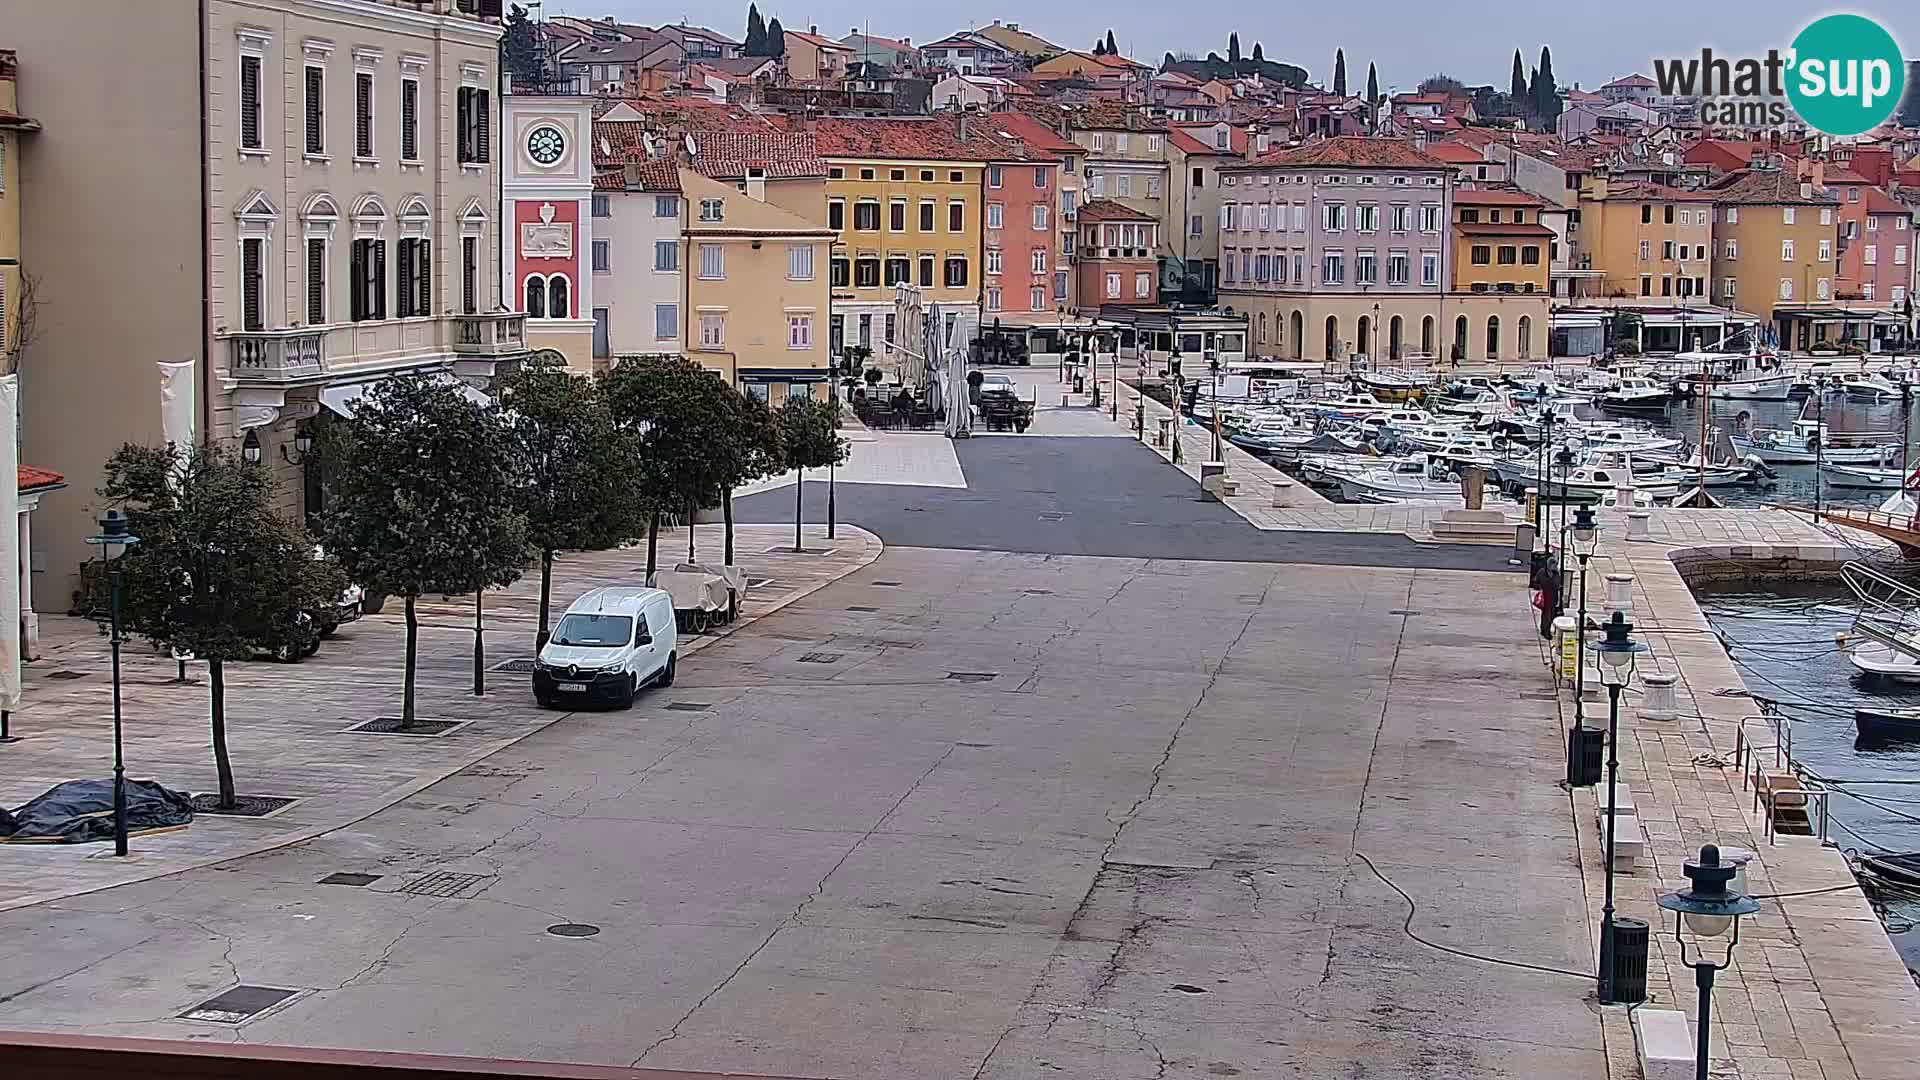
[
  {"left": 1324, "top": 315, "right": 1340, "bottom": 361},
  {"left": 1486, "top": 315, "right": 1501, "bottom": 360},
  {"left": 1453, "top": 315, "right": 1468, "bottom": 360},
  {"left": 1421, "top": 316, "right": 1435, "bottom": 358},
  {"left": 1517, "top": 316, "right": 1532, "bottom": 360},
  {"left": 547, "top": 275, "right": 569, "bottom": 319},
  {"left": 1257, "top": 312, "right": 1267, "bottom": 344},
  {"left": 1389, "top": 315, "right": 1404, "bottom": 361},
  {"left": 1290, "top": 311, "right": 1304, "bottom": 360},
  {"left": 524, "top": 275, "right": 546, "bottom": 318},
  {"left": 1356, "top": 315, "right": 1371, "bottom": 360}
]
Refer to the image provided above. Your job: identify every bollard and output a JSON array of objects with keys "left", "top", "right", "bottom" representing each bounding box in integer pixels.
[
  {"left": 1553, "top": 615, "right": 1578, "bottom": 686},
  {"left": 1626, "top": 510, "right": 1651, "bottom": 539},
  {"left": 1639, "top": 671, "right": 1679, "bottom": 721},
  {"left": 1604, "top": 573, "right": 1635, "bottom": 613},
  {"left": 1271, "top": 478, "right": 1292, "bottom": 507},
  {"left": 1156, "top": 417, "right": 1172, "bottom": 448},
  {"left": 1717, "top": 846, "right": 1757, "bottom": 896},
  {"left": 1525, "top": 486, "right": 1539, "bottom": 525}
]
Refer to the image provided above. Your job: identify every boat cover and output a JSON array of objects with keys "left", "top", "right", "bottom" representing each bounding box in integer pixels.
[{"left": 0, "top": 778, "right": 195, "bottom": 843}]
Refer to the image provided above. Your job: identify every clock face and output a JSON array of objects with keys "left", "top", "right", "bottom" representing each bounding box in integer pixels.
[{"left": 527, "top": 125, "right": 566, "bottom": 166}]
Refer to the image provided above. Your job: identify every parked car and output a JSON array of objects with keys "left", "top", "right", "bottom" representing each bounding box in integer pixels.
[{"left": 532, "top": 587, "right": 678, "bottom": 709}]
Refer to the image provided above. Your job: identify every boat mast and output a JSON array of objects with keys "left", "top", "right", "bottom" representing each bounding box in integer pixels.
[{"left": 1697, "top": 351, "right": 1710, "bottom": 496}]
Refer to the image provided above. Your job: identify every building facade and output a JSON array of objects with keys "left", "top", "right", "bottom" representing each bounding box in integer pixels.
[
  {"left": 590, "top": 159, "right": 682, "bottom": 360},
  {"left": 982, "top": 156, "right": 1061, "bottom": 322},
  {"left": 1074, "top": 200, "right": 1160, "bottom": 309},
  {"left": 1708, "top": 168, "right": 1841, "bottom": 348},
  {"left": 1575, "top": 176, "right": 1715, "bottom": 304}
]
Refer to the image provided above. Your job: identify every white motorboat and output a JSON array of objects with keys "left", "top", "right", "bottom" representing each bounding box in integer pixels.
[
  {"left": 1706, "top": 371, "right": 1794, "bottom": 401},
  {"left": 1579, "top": 426, "right": 1684, "bottom": 455},
  {"left": 1728, "top": 420, "right": 1901, "bottom": 465},
  {"left": 1597, "top": 377, "right": 1672, "bottom": 413},
  {"left": 1671, "top": 350, "right": 1794, "bottom": 401},
  {"left": 1227, "top": 416, "right": 1317, "bottom": 454},
  {"left": 1847, "top": 642, "right": 1920, "bottom": 681},
  {"left": 1309, "top": 393, "right": 1394, "bottom": 420},
  {"left": 1338, "top": 457, "right": 1468, "bottom": 503},
  {"left": 1836, "top": 371, "right": 1901, "bottom": 401},
  {"left": 1818, "top": 462, "right": 1909, "bottom": 490}
]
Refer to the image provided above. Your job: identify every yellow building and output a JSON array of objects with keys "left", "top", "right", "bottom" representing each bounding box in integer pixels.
[
  {"left": 0, "top": 50, "right": 36, "bottom": 368},
  {"left": 810, "top": 116, "right": 1004, "bottom": 365},
  {"left": 681, "top": 169, "right": 835, "bottom": 403},
  {"left": 1451, "top": 189, "right": 1553, "bottom": 295},
  {"left": 1706, "top": 167, "right": 1841, "bottom": 349},
  {"left": 1575, "top": 175, "right": 1715, "bottom": 303}
]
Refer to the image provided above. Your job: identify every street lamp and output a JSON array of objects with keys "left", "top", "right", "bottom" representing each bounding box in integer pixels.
[
  {"left": 241, "top": 428, "right": 262, "bottom": 465},
  {"left": 1111, "top": 334, "right": 1121, "bottom": 422},
  {"left": 282, "top": 427, "right": 315, "bottom": 466},
  {"left": 1571, "top": 503, "right": 1599, "bottom": 734},
  {"left": 827, "top": 380, "right": 838, "bottom": 540},
  {"left": 1656, "top": 846, "right": 1761, "bottom": 1080},
  {"left": 1553, "top": 445, "right": 1576, "bottom": 617},
  {"left": 1168, "top": 348, "right": 1184, "bottom": 466},
  {"left": 1595, "top": 610, "right": 1648, "bottom": 1004},
  {"left": 85, "top": 510, "right": 141, "bottom": 857},
  {"left": 1207, "top": 349, "right": 1223, "bottom": 463}
]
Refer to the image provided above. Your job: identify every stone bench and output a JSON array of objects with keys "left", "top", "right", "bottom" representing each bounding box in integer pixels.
[
  {"left": 1592, "top": 783, "right": 1637, "bottom": 827},
  {"left": 1428, "top": 509, "right": 1521, "bottom": 545},
  {"left": 1595, "top": 807, "right": 1645, "bottom": 870},
  {"left": 1634, "top": 1008, "right": 1694, "bottom": 1080}
]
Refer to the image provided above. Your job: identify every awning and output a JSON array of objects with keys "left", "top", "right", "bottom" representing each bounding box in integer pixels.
[
  {"left": 320, "top": 374, "right": 491, "bottom": 418},
  {"left": 737, "top": 368, "right": 832, "bottom": 384}
]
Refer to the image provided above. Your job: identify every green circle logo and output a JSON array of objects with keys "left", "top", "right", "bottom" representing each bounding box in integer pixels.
[{"left": 1786, "top": 14, "right": 1905, "bottom": 136}]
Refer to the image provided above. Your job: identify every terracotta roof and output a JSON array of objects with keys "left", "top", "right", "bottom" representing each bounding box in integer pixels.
[
  {"left": 1455, "top": 221, "right": 1556, "bottom": 236},
  {"left": 1243, "top": 137, "right": 1448, "bottom": 170},
  {"left": 688, "top": 130, "right": 826, "bottom": 179},
  {"left": 785, "top": 29, "right": 853, "bottom": 52},
  {"left": 1862, "top": 187, "right": 1909, "bottom": 215},
  {"left": 845, "top": 31, "right": 912, "bottom": 51},
  {"left": 989, "top": 110, "right": 1080, "bottom": 156},
  {"left": 1076, "top": 198, "right": 1157, "bottom": 223},
  {"left": 18, "top": 465, "right": 64, "bottom": 492},
  {"left": 592, "top": 159, "right": 681, "bottom": 192},
  {"left": 1709, "top": 168, "right": 1838, "bottom": 205},
  {"left": 1688, "top": 138, "right": 1758, "bottom": 163},
  {"left": 1392, "top": 93, "right": 1451, "bottom": 105},
  {"left": 1018, "top": 99, "right": 1155, "bottom": 132},
  {"left": 806, "top": 116, "right": 1020, "bottom": 162},
  {"left": 1604, "top": 73, "right": 1656, "bottom": 88},
  {"left": 1424, "top": 142, "right": 1487, "bottom": 164},
  {"left": 1166, "top": 127, "right": 1243, "bottom": 156},
  {"left": 1823, "top": 167, "right": 1873, "bottom": 186},
  {"left": 1596, "top": 179, "right": 1715, "bottom": 202},
  {"left": 696, "top": 56, "right": 779, "bottom": 77},
  {"left": 1454, "top": 188, "right": 1547, "bottom": 206}
]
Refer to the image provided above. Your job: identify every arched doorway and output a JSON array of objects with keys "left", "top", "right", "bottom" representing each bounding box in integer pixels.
[
  {"left": 1324, "top": 315, "right": 1340, "bottom": 362},
  {"left": 1290, "top": 310, "right": 1305, "bottom": 360},
  {"left": 1421, "top": 316, "right": 1435, "bottom": 358},
  {"left": 1356, "top": 315, "right": 1371, "bottom": 362},
  {"left": 1389, "top": 315, "right": 1404, "bottom": 361},
  {"left": 1485, "top": 315, "right": 1500, "bottom": 359},
  {"left": 1453, "top": 315, "right": 1468, "bottom": 361},
  {"left": 1518, "top": 316, "right": 1532, "bottom": 359}
]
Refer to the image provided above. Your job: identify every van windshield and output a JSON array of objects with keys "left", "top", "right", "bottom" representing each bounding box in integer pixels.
[{"left": 550, "top": 614, "right": 633, "bottom": 648}]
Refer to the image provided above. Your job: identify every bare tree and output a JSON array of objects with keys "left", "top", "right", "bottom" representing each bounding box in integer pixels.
[{"left": 3, "top": 266, "right": 43, "bottom": 377}]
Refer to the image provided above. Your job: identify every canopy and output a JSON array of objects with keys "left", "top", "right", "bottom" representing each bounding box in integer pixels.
[{"left": 320, "top": 373, "right": 491, "bottom": 419}]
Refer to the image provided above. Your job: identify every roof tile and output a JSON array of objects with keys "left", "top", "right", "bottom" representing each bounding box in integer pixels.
[{"left": 1241, "top": 136, "right": 1449, "bottom": 170}]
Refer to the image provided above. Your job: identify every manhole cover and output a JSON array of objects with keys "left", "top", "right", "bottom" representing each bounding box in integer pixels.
[
  {"left": 318, "top": 872, "right": 382, "bottom": 887},
  {"left": 398, "top": 871, "right": 493, "bottom": 898},
  {"left": 547, "top": 923, "right": 601, "bottom": 938},
  {"left": 665, "top": 702, "right": 711, "bottom": 712},
  {"left": 1023, "top": 589, "right": 1053, "bottom": 596},
  {"left": 489, "top": 658, "right": 538, "bottom": 674},
  {"left": 797, "top": 652, "right": 842, "bottom": 664},
  {"left": 946, "top": 672, "right": 998, "bottom": 683},
  {"left": 1038, "top": 512, "right": 1069, "bottom": 521},
  {"left": 180, "top": 985, "right": 300, "bottom": 1023},
  {"left": 191, "top": 794, "right": 298, "bottom": 818},
  {"left": 46, "top": 670, "right": 86, "bottom": 681},
  {"left": 348, "top": 717, "right": 466, "bottom": 737},
  {"left": 765, "top": 546, "right": 836, "bottom": 556},
  {"left": 846, "top": 605, "right": 879, "bottom": 613},
  {"left": 871, "top": 580, "right": 902, "bottom": 587},
  {"left": 1171, "top": 983, "right": 1209, "bottom": 995},
  {"left": 1388, "top": 609, "right": 1422, "bottom": 616},
  {"left": 747, "top": 577, "right": 775, "bottom": 589},
  {"left": 904, "top": 507, "right": 926, "bottom": 512}
]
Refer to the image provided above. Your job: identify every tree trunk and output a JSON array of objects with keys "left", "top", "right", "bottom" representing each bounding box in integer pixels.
[
  {"left": 472, "top": 584, "right": 485, "bottom": 697},
  {"left": 402, "top": 595, "right": 419, "bottom": 724},
  {"left": 723, "top": 487, "right": 735, "bottom": 565},
  {"left": 209, "top": 659, "right": 235, "bottom": 809},
  {"left": 646, "top": 511, "right": 660, "bottom": 579},
  {"left": 687, "top": 498, "right": 696, "bottom": 564},
  {"left": 536, "top": 548, "right": 554, "bottom": 650},
  {"left": 794, "top": 469, "right": 804, "bottom": 552}
]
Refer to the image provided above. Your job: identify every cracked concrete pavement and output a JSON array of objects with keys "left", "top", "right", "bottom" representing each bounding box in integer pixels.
[{"left": 0, "top": 542, "right": 1601, "bottom": 1077}]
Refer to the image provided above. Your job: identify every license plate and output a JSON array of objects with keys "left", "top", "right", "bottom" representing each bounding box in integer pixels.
[{"left": 556, "top": 683, "right": 587, "bottom": 693}]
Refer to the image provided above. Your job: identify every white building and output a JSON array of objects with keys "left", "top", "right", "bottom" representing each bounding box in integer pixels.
[{"left": 592, "top": 157, "right": 683, "bottom": 360}]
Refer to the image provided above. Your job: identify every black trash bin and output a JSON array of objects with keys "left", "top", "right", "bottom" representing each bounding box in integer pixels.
[
  {"left": 1568, "top": 726, "right": 1605, "bottom": 787},
  {"left": 1605, "top": 916, "right": 1650, "bottom": 1004}
]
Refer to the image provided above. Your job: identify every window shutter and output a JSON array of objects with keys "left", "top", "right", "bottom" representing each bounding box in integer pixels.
[
  {"left": 457, "top": 89, "right": 471, "bottom": 163},
  {"left": 372, "top": 240, "right": 387, "bottom": 319},
  {"left": 418, "top": 240, "right": 431, "bottom": 315},
  {"left": 395, "top": 240, "right": 413, "bottom": 317},
  {"left": 0, "top": 272, "right": 7, "bottom": 351},
  {"left": 401, "top": 80, "right": 418, "bottom": 161},
  {"left": 462, "top": 236, "right": 477, "bottom": 314},
  {"left": 241, "top": 239, "right": 263, "bottom": 331},
  {"left": 355, "top": 73, "right": 373, "bottom": 158},
  {"left": 307, "top": 239, "right": 325, "bottom": 324},
  {"left": 240, "top": 56, "right": 261, "bottom": 149},
  {"left": 475, "top": 90, "right": 491, "bottom": 163},
  {"left": 305, "top": 67, "right": 324, "bottom": 154},
  {"left": 349, "top": 241, "right": 365, "bottom": 321}
]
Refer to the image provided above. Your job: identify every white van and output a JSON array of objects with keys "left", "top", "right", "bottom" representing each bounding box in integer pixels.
[{"left": 532, "top": 587, "right": 677, "bottom": 708}]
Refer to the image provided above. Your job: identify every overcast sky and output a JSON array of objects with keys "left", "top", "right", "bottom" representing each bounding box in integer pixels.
[{"left": 541, "top": 1, "right": 1918, "bottom": 93}]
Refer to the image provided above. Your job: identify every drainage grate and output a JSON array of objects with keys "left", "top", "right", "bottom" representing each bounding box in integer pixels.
[
  {"left": 1388, "top": 609, "right": 1422, "bottom": 616},
  {"left": 665, "top": 702, "right": 711, "bottom": 712},
  {"left": 398, "top": 870, "right": 493, "bottom": 898},
  {"left": 946, "top": 672, "right": 999, "bottom": 683},
  {"left": 1038, "top": 512, "right": 1070, "bottom": 522},
  {"left": 546, "top": 923, "right": 601, "bottom": 938},
  {"left": 797, "top": 652, "right": 843, "bottom": 664},
  {"left": 1023, "top": 588, "right": 1053, "bottom": 596},
  {"left": 347, "top": 717, "right": 466, "bottom": 737},
  {"left": 489, "top": 658, "right": 538, "bottom": 674},
  {"left": 318, "top": 872, "right": 382, "bottom": 887},
  {"left": 871, "top": 580, "right": 903, "bottom": 587},
  {"left": 180, "top": 985, "right": 300, "bottom": 1024},
  {"left": 191, "top": 794, "right": 298, "bottom": 818},
  {"left": 45, "top": 670, "right": 87, "bottom": 681},
  {"left": 765, "top": 546, "right": 836, "bottom": 557},
  {"left": 846, "top": 605, "right": 879, "bottom": 613}
]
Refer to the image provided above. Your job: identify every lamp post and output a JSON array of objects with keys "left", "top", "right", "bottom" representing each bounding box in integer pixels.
[
  {"left": 1208, "top": 349, "right": 1224, "bottom": 463},
  {"left": 1657, "top": 846, "right": 1761, "bottom": 1080},
  {"left": 241, "top": 427, "right": 262, "bottom": 465},
  {"left": 1111, "top": 335, "right": 1121, "bottom": 422},
  {"left": 1553, "top": 445, "right": 1575, "bottom": 616},
  {"left": 827, "top": 379, "right": 838, "bottom": 540},
  {"left": 1169, "top": 349, "right": 1184, "bottom": 466},
  {"left": 1595, "top": 610, "right": 1647, "bottom": 1004},
  {"left": 85, "top": 510, "right": 141, "bottom": 857},
  {"left": 1535, "top": 389, "right": 1553, "bottom": 542},
  {"left": 1571, "top": 504, "right": 1599, "bottom": 734}
]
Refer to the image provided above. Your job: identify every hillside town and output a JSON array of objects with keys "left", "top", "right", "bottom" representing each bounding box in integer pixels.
[{"left": 5, "top": 5, "right": 1920, "bottom": 1080}]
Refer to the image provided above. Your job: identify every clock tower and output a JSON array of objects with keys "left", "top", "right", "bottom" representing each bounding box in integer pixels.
[{"left": 502, "top": 95, "right": 596, "bottom": 371}]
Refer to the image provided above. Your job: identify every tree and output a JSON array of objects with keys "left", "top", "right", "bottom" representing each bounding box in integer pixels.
[
  {"left": 502, "top": 4, "right": 546, "bottom": 88},
  {"left": 1, "top": 267, "right": 41, "bottom": 378},
  {"left": 1104, "top": 30, "right": 1118, "bottom": 56},
  {"left": 1332, "top": 49, "right": 1347, "bottom": 97},
  {"left": 1228, "top": 33, "right": 1241, "bottom": 64},
  {"left": 1366, "top": 62, "right": 1380, "bottom": 130},
  {"left": 1533, "top": 46, "right": 1562, "bottom": 130},
  {"left": 1418, "top": 73, "right": 1465, "bottom": 95},
  {"left": 1163, "top": 51, "right": 1176, "bottom": 71},
  {"left": 765, "top": 17, "right": 786, "bottom": 59},
  {"left": 776, "top": 395, "right": 849, "bottom": 554},
  {"left": 1251, "top": 42, "right": 1264, "bottom": 63},
  {"left": 99, "top": 443, "right": 342, "bottom": 809},
  {"left": 319, "top": 374, "right": 527, "bottom": 724},
  {"left": 744, "top": 4, "right": 765, "bottom": 55},
  {"left": 712, "top": 392, "right": 786, "bottom": 569},
  {"left": 1510, "top": 50, "right": 1528, "bottom": 109},
  {"left": 600, "top": 356, "right": 743, "bottom": 577},
  {"left": 499, "top": 363, "right": 647, "bottom": 650},
  {"left": 1094, "top": 38, "right": 1107, "bottom": 57}
]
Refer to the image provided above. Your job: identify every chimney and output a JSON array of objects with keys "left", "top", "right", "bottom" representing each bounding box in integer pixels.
[
  {"left": 1800, "top": 181, "right": 1813, "bottom": 200},
  {"left": 1244, "top": 123, "right": 1260, "bottom": 162},
  {"left": 958, "top": 109, "right": 970, "bottom": 141},
  {"left": 624, "top": 161, "right": 642, "bottom": 187},
  {"left": 808, "top": 24, "right": 817, "bottom": 36},
  {"left": 746, "top": 167, "right": 767, "bottom": 201}
]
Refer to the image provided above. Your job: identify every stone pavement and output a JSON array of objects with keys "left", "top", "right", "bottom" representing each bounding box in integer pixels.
[
  {"left": 737, "top": 431, "right": 968, "bottom": 496},
  {"left": 0, "top": 524, "right": 880, "bottom": 913}
]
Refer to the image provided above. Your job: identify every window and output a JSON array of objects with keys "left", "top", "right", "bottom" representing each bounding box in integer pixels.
[
  {"left": 1253, "top": 254, "right": 1269, "bottom": 282},
  {"left": 1420, "top": 204, "right": 1441, "bottom": 232},
  {"left": 1033, "top": 205, "right": 1048, "bottom": 230},
  {"left": 1663, "top": 204, "right": 1674, "bottom": 224},
  {"left": 306, "top": 238, "right": 327, "bottom": 324},
  {"left": 1662, "top": 240, "right": 1674, "bottom": 260},
  {"left": 1817, "top": 277, "right": 1831, "bottom": 300},
  {"left": 1190, "top": 215, "right": 1203, "bottom": 237},
  {"left": 1471, "top": 245, "right": 1491, "bottom": 265},
  {"left": 1036, "top": 167, "right": 1048, "bottom": 189},
  {"left": 592, "top": 238, "right": 610, "bottom": 272},
  {"left": 1391, "top": 205, "right": 1410, "bottom": 232},
  {"left": 788, "top": 244, "right": 814, "bottom": 281},
  {"left": 918, "top": 256, "right": 935, "bottom": 287},
  {"left": 1821, "top": 207, "right": 1835, "bottom": 225},
  {"left": 985, "top": 287, "right": 1002, "bottom": 312},
  {"left": 1485, "top": 316, "right": 1499, "bottom": 359},
  {"left": 851, "top": 200, "right": 879, "bottom": 230},
  {"left": 1818, "top": 239, "right": 1831, "bottom": 261},
  {"left": 1460, "top": 209, "right": 1480, "bottom": 223},
  {"left": 1030, "top": 286, "right": 1046, "bottom": 311},
  {"left": 655, "top": 303, "right": 677, "bottom": 340},
  {"left": 588, "top": 194, "right": 610, "bottom": 218},
  {"left": 828, "top": 200, "right": 845, "bottom": 230},
  {"left": 1521, "top": 245, "right": 1540, "bottom": 265},
  {"left": 986, "top": 202, "right": 1003, "bottom": 229},
  {"left": 699, "top": 243, "right": 724, "bottom": 280},
  {"left": 1496, "top": 246, "right": 1517, "bottom": 265},
  {"left": 655, "top": 240, "right": 678, "bottom": 272},
  {"left": 1898, "top": 245, "right": 1910, "bottom": 265},
  {"left": 239, "top": 54, "right": 263, "bottom": 151},
  {"left": 1323, "top": 203, "right": 1346, "bottom": 231},
  {"left": 1900, "top": 218, "right": 1910, "bottom": 231},
  {"left": 1358, "top": 204, "right": 1378, "bottom": 232},
  {"left": 1421, "top": 251, "right": 1438, "bottom": 286},
  {"left": 890, "top": 199, "right": 907, "bottom": 231},
  {"left": 699, "top": 312, "right": 724, "bottom": 348},
  {"left": 1641, "top": 205, "right": 1652, "bottom": 224},
  {"left": 944, "top": 257, "right": 968, "bottom": 287},
  {"left": 1725, "top": 239, "right": 1739, "bottom": 259},
  {"left": 1147, "top": 134, "right": 1162, "bottom": 153},
  {"left": 985, "top": 248, "right": 1003, "bottom": 274},
  {"left": 240, "top": 237, "right": 266, "bottom": 330},
  {"left": 461, "top": 235, "right": 478, "bottom": 314},
  {"left": 400, "top": 78, "right": 419, "bottom": 161},
  {"left": 854, "top": 257, "right": 880, "bottom": 287},
  {"left": 1054, "top": 269, "right": 1068, "bottom": 300},
  {"left": 304, "top": 65, "right": 325, "bottom": 155},
  {"left": 1116, "top": 175, "right": 1132, "bottom": 198},
  {"left": 1030, "top": 247, "right": 1047, "bottom": 274},
  {"left": 1781, "top": 239, "right": 1795, "bottom": 261},
  {"left": 988, "top": 165, "right": 1002, "bottom": 188},
  {"left": 1660, "top": 276, "right": 1672, "bottom": 297},
  {"left": 949, "top": 202, "right": 964, "bottom": 231},
  {"left": 1639, "top": 240, "right": 1652, "bottom": 261},
  {"left": 1896, "top": 286, "right": 1909, "bottom": 304},
  {"left": 1355, "top": 250, "right": 1377, "bottom": 285},
  {"left": 1387, "top": 251, "right": 1408, "bottom": 285},
  {"left": 654, "top": 195, "right": 678, "bottom": 218},
  {"left": 859, "top": 168, "right": 875, "bottom": 180},
  {"left": 1640, "top": 275, "right": 1652, "bottom": 297},
  {"left": 919, "top": 200, "right": 935, "bottom": 231},
  {"left": 699, "top": 198, "right": 724, "bottom": 222},
  {"left": 885, "top": 255, "right": 910, "bottom": 286},
  {"left": 350, "top": 238, "right": 386, "bottom": 321},
  {"left": 354, "top": 72, "right": 374, "bottom": 158},
  {"left": 1864, "top": 283, "right": 1876, "bottom": 300},
  {"left": 1722, "top": 277, "right": 1736, "bottom": 298},
  {"left": 1779, "top": 277, "right": 1793, "bottom": 299},
  {"left": 830, "top": 257, "right": 850, "bottom": 287},
  {"left": 788, "top": 313, "right": 812, "bottom": 349},
  {"left": 456, "top": 87, "right": 491, "bottom": 162},
  {"left": 1258, "top": 204, "right": 1271, "bottom": 231},
  {"left": 1135, "top": 271, "right": 1150, "bottom": 298},
  {"left": 524, "top": 276, "right": 545, "bottom": 319},
  {"left": 1293, "top": 204, "right": 1306, "bottom": 231},
  {"left": 1783, "top": 207, "right": 1796, "bottom": 225},
  {"left": 1322, "top": 250, "right": 1345, "bottom": 284},
  {"left": 1869, "top": 216, "right": 1881, "bottom": 233},
  {"left": 890, "top": 168, "right": 905, "bottom": 181},
  {"left": 395, "top": 237, "right": 430, "bottom": 317},
  {"left": 948, "top": 170, "right": 963, "bottom": 183},
  {"left": 920, "top": 169, "right": 934, "bottom": 182}
]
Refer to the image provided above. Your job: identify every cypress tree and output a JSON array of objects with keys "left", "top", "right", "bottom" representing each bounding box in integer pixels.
[
  {"left": 1366, "top": 62, "right": 1380, "bottom": 130},
  {"left": 1535, "top": 46, "right": 1561, "bottom": 128},
  {"left": 1510, "top": 49, "right": 1528, "bottom": 109},
  {"left": 1228, "top": 33, "right": 1241, "bottom": 64},
  {"left": 1105, "top": 30, "right": 1118, "bottom": 56},
  {"left": 1251, "top": 42, "right": 1264, "bottom": 63},
  {"left": 744, "top": 4, "right": 765, "bottom": 55},
  {"left": 766, "top": 17, "right": 785, "bottom": 59},
  {"left": 1333, "top": 49, "right": 1347, "bottom": 97}
]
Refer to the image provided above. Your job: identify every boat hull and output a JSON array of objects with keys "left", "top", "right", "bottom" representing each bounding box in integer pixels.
[
  {"left": 1819, "top": 464, "right": 1907, "bottom": 490},
  {"left": 1854, "top": 707, "right": 1920, "bottom": 742}
]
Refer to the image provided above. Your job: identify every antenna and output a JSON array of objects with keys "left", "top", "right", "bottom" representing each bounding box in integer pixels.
[
  {"left": 683, "top": 133, "right": 699, "bottom": 157},
  {"left": 599, "top": 136, "right": 611, "bottom": 158}
]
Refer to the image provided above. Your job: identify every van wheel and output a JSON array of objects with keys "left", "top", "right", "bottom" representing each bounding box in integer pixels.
[
  {"left": 535, "top": 691, "right": 554, "bottom": 709},
  {"left": 658, "top": 652, "right": 676, "bottom": 688},
  {"left": 620, "top": 672, "right": 638, "bottom": 709}
]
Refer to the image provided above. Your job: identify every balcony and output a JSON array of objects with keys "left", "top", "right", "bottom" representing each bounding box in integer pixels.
[
  {"left": 226, "top": 328, "right": 328, "bottom": 385},
  {"left": 453, "top": 312, "right": 528, "bottom": 358}
]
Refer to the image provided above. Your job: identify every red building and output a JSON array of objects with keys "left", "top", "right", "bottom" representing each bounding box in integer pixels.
[{"left": 1074, "top": 199, "right": 1159, "bottom": 309}]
